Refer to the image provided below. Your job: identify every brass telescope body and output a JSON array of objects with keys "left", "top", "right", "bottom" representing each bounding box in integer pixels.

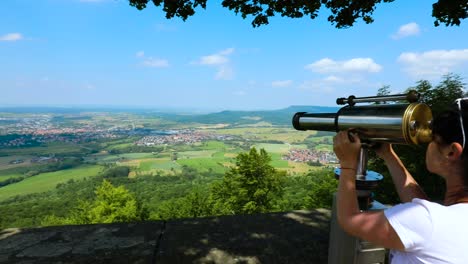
[{"left": 292, "top": 103, "right": 432, "bottom": 145}]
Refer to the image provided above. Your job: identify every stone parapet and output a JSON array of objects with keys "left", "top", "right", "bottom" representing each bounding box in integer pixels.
[{"left": 0, "top": 209, "right": 330, "bottom": 264}]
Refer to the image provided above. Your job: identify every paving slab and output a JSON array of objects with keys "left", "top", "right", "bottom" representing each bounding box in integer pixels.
[{"left": 0, "top": 222, "right": 163, "bottom": 264}]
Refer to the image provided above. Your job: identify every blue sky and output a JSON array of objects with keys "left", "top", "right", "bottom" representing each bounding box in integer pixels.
[{"left": 1, "top": 0, "right": 467, "bottom": 111}]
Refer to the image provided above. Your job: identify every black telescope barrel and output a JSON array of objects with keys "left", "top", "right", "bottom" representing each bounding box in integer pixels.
[
  {"left": 336, "top": 90, "right": 420, "bottom": 106},
  {"left": 292, "top": 112, "right": 337, "bottom": 131}
]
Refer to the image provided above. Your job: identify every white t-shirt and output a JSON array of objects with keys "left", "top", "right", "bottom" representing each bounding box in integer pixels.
[{"left": 384, "top": 198, "right": 468, "bottom": 264}]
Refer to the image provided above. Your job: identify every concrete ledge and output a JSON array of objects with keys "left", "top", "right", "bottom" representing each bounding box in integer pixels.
[{"left": 0, "top": 209, "right": 330, "bottom": 264}]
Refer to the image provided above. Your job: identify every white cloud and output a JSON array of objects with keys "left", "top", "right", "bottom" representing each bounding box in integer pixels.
[
  {"left": 193, "top": 48, "right": 235, "bottom": 80},
  {"left": 305, "top": 57, "right": 382, "bottom": 74},
  {"left": 199, "top": 54, "right": 228, "bottom": 65},
  {"left": 0, "top": 33, "right": 23, "bottom": 42},
  {"left": 271, "top": 80, "right": 293, "bottom": 87},
  {"left": 392, "top": 22, "right": 421, "bottom": 40},
  {"left": 323, "top": 75, "right": 344, "bottom": 83},
  {"left": 142, "top": 58, "right": 169, "bottom": 68},
  {"left": 398, "top": 49, "right": 468, "bottom": 79},
  {"left": 193, "top": 48, "right": 234, "bottom": 65},
  {"left": 135, "top": 51, "right": 169, "bottom": 68}
]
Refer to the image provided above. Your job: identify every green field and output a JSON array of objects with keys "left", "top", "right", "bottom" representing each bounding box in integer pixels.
[
  {"left": 253, "top": 143, "right": 291, "bottom": 153},
  {"left": 0, "top": 142, "right": 85, "bottom": 156},
  {"left": 200, "top": 141, "right": 226, "bottom": 150},
  {"left": 0, "top": 173, "right": 23, "bottom": 182},
  {"left": 93, "top": 152, "right": 157, "bottom": 162},
  {"left": 0, "top": 165, "right": 103, "bottom": 201},
  {"left": 139, "top": 159, "right": 181, "bottom": 171},
  {"left": 177, "top": 150, "right": 216, "bottom": 159},
  {"left": 177, "top": 158, "right": 227, "bottom": 174},
  {"left": 315, "top": 144, "right": 333, "bottom": 152}
]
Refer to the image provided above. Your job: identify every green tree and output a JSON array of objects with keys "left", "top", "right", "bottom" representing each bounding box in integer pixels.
[
  {"left": 210, "top": 147, "right": 285, "bottom": 214},
  {"left": 375, "top": 85, "right": 391, "bottom": 104},
  {"left": 100, "top": 166, "right": 130, "bottom": 178},
  {"left": 155, "top": 188, "right": 211, "bottom": 219},
  {"left": 41, "top": 180, "right": 148, "bottom": 226},
  {"left": 304, "top": 170, "right": 338, "bottom": 209},
  {"left": 128, "top": 0, "right": 467, "bottom": 28},
  {"left": 87, "top": 180, "right": 141, "bottom": 223},
  {"left": 377, "top": 85, "right": 391, "bottom": 96},
  {"left": 431, "top": 73, "right": 466, "bottom": 114}
]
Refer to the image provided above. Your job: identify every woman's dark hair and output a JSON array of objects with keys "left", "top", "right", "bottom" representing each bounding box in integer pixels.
[{"left": 432, "top": 100, "right": 468, "bottom": 182}]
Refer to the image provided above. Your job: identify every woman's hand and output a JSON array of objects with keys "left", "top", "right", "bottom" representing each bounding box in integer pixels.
[
  {"left": 373, "top": 143, "right": 394, "bottom": 160},
  {"left": 333, "top": 130, "right": 361, "bottom": 169}
]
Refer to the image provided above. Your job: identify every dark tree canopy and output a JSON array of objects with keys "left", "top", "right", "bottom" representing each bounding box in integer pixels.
[{"left": 128, "top": 0, "right": 468, "bottom": 28}]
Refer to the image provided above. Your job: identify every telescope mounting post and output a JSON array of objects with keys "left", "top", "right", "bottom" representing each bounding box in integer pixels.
[{"left": 329, "top": 145, "right": 387, "bottom": 264}]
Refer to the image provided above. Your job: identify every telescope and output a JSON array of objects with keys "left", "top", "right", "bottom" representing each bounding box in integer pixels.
[
  {"left": 292, "top": 90, "right": 432, "bottom": 191},
  {"left": 292, "top": 90, "right": 432, "bottom": 145}
]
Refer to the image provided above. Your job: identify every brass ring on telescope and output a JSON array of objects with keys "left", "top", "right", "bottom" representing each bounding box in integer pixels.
[{"left": 402, "top": 103, "right": 432, "bottom": 144}]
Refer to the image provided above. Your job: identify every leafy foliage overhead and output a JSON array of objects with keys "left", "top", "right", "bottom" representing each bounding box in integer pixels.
[{"left": 128, "top": 0, "right": 468, "bottom": 28}]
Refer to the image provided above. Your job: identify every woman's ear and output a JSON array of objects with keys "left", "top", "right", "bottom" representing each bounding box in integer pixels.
[{"left": 446, "top": 142, "right": 464, "bottom": 160}]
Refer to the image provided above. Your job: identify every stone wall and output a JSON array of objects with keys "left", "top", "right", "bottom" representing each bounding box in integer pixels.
[{"left": 0, "top": 209, "right": 330, "bottom": 264}]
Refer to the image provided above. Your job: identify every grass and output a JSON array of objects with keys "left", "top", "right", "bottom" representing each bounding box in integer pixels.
[
  {"left": 0, "top": 142, "right": 86, "bottom": 156},
  {"left": 0, "top": 165, "right": 103, "bottom": 201},
  {"left": 177, "top": 158, "right": 226, "bottom": 174},
  {"left": 149, "top": 161, "right": 181, "bottom": 171},
  {"left": 200, "top": 141, "right": 226, "bottom": 150},
  {"left": 315, "top": 144, "right": 333, "bottom": 152},
  {"left": 177, "top": 150, "right": 216, "bottom": 159},
  {"left": 94, "top": 152, "right": 156, "bottom": 162},
  {"left": 106, "top": 142, "right": 134, "bottom": 150},
  {"left": 0, "top": 173, "right": 23, "bottom": 182},
  {"left": 305, "top": 136, "right": 333, "bottom": 143},
  {"left": 139, "top": 159, "right": 181, "bottom": 171},
  {"left": 286, "top": 161, "right": 323, "bottom": 175},
  {"left": 254, "top": 143, "right": 291, "bottom": 153},
  {"left": 212, "top": 152, "right": 226, "bottom": 158}
]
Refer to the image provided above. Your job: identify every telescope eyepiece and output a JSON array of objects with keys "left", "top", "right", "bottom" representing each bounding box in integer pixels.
[{"left": 336, "top": 95, "right": 356, "bottom": 106}]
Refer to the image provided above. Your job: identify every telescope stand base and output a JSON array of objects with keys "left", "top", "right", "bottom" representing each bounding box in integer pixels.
[{"left": 328, "top": 193, "right": 388, "bottom": 264}]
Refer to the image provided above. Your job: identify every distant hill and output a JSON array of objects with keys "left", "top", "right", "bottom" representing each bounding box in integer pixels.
[
  {"left": 157, "top": 105, "right": 340, "bottom": 126},
  {"left": 0, "top": 105, "right": 340, "bottom": 126}
]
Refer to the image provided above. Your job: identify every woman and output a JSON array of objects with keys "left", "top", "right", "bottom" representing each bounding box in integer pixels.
[{"left": 333, "top": 98, "right": 468, "bottom": 263}]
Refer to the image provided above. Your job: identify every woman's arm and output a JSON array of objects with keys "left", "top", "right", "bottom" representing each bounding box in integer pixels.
[
  {"left": 376, "top": 144, "right": 428, "bottom": 202},
  {"left": 334, "top": 131, "right": 405, "bottom": 250}
]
